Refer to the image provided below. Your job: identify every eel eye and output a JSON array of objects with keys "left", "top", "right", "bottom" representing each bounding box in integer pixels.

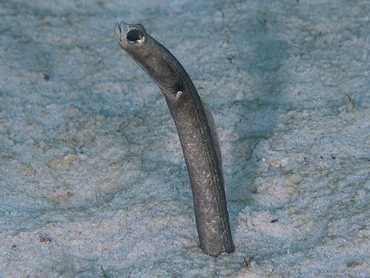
[{"left": 127, "top": 29, "right": 145, "bottom": 43}]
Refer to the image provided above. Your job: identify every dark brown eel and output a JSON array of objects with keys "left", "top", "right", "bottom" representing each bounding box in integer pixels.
[{"left": 114, "top": 22, "right": 234, "bottom": 257}]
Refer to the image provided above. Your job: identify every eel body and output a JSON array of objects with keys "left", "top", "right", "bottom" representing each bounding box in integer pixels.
[{"left": 114, "top": 22, "right": 234, "bottom": 257}]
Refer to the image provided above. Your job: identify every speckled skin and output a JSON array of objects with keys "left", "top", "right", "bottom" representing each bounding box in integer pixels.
[{"left": 114, "top": 22, "right": 234, "bottom": 256}]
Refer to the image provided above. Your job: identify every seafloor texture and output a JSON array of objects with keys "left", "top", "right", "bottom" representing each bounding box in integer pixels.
[{"left": 0, "top": 0, "right": 369, "bottom": 277}]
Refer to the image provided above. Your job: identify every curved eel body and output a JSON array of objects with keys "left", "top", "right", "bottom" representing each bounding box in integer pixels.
[{"left": 114, "top": 22, "right": 234, "bottom": 257}]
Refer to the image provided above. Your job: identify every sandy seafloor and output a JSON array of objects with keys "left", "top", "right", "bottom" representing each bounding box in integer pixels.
[{"left": 0, "top": 0, "right": 369, "bottom": 277}]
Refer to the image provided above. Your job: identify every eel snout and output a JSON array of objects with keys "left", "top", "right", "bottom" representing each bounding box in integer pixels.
[{"left": 114, "top": 22, "right": 126, "bottom": 42}]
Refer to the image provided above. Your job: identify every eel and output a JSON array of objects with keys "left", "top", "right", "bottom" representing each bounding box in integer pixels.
[{"left": 114, "top": 22, "right": 234, "bottom": 257}]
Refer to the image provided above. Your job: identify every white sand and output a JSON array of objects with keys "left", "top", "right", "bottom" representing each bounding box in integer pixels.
[{"left": 0, "top": 0, "right": 369, "bottom": 277}]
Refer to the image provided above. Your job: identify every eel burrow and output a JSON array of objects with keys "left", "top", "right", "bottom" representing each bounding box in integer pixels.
[{"left": 114, "top": 22, "right": 234, "bottom": 257}]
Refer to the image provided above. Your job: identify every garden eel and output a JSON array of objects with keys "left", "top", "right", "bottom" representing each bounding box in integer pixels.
[{"left": 114, "top": 22, "right": 234, "bottom": 257}]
